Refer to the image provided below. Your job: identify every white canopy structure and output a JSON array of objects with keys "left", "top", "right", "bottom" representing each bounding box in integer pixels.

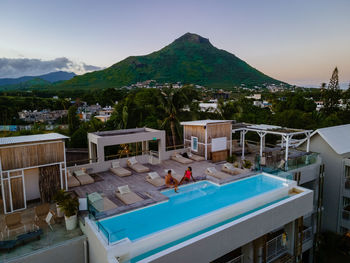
[{"left": 232, "top": 123, "right": 312, "bottom": 170}]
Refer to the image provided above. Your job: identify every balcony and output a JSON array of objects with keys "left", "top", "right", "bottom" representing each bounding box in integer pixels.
[
  {"left": 266, "top": 233, "right": 288, "bottom": 263},
  {"left": 342, "top": 209, "right": 350, "bottom": 229},
  {"left": 343, "top": 178, "right": 350, "bottom": 197},
  {"left": 227, "top": 254, "right": 244, "bottom": 263}
]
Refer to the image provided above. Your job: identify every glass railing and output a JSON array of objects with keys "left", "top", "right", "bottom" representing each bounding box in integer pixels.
[
  {"left": 301, "top": 226, "right": 313, "bottom": 243},
  {"left": 257, "top": 152, "right": 319, "bottom": 173},
  {"left": 266, "top": 234, "right": 287, "bottom": 263},
  {"left": 285, "top": 153, "right": 319, "bottom": 171}
]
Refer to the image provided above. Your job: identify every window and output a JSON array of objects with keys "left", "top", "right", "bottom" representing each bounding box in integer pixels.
[{"left": 191, "top": 136, "right": 198, "bottom": 152}]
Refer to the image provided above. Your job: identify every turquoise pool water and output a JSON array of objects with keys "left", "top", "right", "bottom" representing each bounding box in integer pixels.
[{"left": 98, "top": 174, "right": 286, "bottom": 243}]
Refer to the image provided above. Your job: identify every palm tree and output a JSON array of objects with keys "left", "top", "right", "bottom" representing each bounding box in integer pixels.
[{"left": 159, "top": 87, "right": 191, "bottom": 148}]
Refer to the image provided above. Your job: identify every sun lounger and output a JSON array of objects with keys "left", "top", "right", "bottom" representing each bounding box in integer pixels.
[
  {"left": 171, "top": 152, "right": 193, "bottom": 164},
  {"left": 67, "top": 171, "right": 80, "bottom": 188},
  {"left": 146, "top": 172, "right": 165, "bottom": 187},
  {"left": 205, "top": 167, "right": 232, "bottom": 180},
  {"left": 74, "top": 169, "right": 94, "bottom": 185},
  {"left": 88, "top": 192, "right": 118, "bottom": 212},
  {"left": 109, "top": 161, "right": 132, "bottom": 177},
  {"left": 115, "top": 185, "right": 144, "bottom": 205},
  {"left": 127, "top": 157, "right": 150, "bottom": 173},
  {"left": 5, "top": 213, "right": 26, "bottom": 237},
  {"left": 187, "top": 152, "right": 205, "bottom": 161},
  {"left": 221, "top": 163, "right": 245, "bottom": 175}
]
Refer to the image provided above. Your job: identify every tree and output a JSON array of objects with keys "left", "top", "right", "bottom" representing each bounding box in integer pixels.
[
  {"left": 159, "top": 87, "right": 193, "bottom": 147},
  {"left": 321, "top": 67, "right": 341, "bottom": 115},
  {"left": 67, "top": 105, "right": 80, "bottom": 135}
]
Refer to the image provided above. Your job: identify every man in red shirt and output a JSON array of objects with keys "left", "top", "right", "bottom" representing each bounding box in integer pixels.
[{"left": 179, "top": 166, "right": 195, "bottom": 185}]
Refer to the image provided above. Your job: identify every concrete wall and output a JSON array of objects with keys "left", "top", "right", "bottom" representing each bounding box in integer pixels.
[
  {"left": 307, "top": 134, "right": 343, "bottom": 232},
  {"left": 145, "top": 187, "right": 313, "bottom": 263},
  {"left": 7, "top": 236, "right": 86, "bottom": 263}
]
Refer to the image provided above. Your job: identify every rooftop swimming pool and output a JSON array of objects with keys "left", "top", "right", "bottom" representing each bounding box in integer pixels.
[{"left": 97, "top": 174, "right": 289, "bottom": 244}]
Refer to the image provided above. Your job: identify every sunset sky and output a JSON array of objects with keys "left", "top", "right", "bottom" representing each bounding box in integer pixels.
[{"left": 0, "top": 0, "right": 349, "bottom": 87}]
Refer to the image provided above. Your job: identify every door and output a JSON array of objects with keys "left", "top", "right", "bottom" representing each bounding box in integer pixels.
[{"left": 1, "top": 170, "right": 26, "bottom": 214}]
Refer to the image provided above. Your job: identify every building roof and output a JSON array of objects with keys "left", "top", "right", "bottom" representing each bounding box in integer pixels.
[
  {"left": 0, "top": 133, "right": 68, "bottom": 146},
  {"left": 180, "top": 120, "right": 233, "bottom": 126},
  {"left": 311, "top": 124, "right": 350, "bottom": 155}
]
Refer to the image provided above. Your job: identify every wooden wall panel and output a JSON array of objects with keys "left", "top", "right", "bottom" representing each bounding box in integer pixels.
[
  {"left": 184, "top": 126, "right": 206, "bottom": 143},
  {"left": 0, "top": 141, "right": 64, "bottom": 171},
  {"left": 207, "top": 123, "right": 231, "bottom": 144}
]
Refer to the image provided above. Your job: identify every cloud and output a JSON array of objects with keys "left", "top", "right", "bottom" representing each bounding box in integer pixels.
[{"left": 0, "top": 57, "right": 102, "bottom": 78}]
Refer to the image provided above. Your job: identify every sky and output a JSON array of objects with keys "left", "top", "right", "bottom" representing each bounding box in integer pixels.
[{"left": 0, "top": 0, "right": 349, "bottom": 87}]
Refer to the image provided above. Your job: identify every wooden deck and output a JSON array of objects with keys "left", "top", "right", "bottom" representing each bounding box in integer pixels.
[
  {"left": 70, "top": 158, "right": 256, "bottom": 219},
  {"left": 72, "top": 159, "right": 223, "bottom": 206}
]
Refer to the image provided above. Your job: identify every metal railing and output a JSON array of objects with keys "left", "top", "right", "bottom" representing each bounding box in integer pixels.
[
  {"left": 301, "top": 226, "right": 313, "bottom": 243},
  {"left": 342, "top": 209, "right": 350, "bottom": 220},
  {"left": 227, "top": 254, "right": 244, "bottom": 263},
  {"left": 345, "top": 178, "right": 350, "bottom": 190},
  {"left": 266, "top": 234, "right": 288, "bottom": 262}
]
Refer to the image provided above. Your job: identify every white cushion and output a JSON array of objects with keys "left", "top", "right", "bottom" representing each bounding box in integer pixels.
[
  {"left": 112, "top": 161, "right": 120, "bottom": 168},
  {"left": 187, "top": 152, "right": 193, "bottom": 157},
  {"left": 148, "top": 172, "right": 160, "bottom": 180},
  {"left": 128, "top": 157, "right": 137, "bottom": 165},
  {"left": 74, "top": 170, "right": 85, "bottom": 176},
  {"left": 207, "top": 167, "right": 216, "bottom": 174},
  {"left": 118, "top": 185, "right": 131, "bottom": 195},
  {"left": 224, "top": 163, "right": 234, "bottom": 169},
  {"left": 175, "top": 154, "right": 182, "bottom": 158}
]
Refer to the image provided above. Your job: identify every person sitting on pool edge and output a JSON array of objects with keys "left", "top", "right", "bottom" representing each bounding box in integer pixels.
[
  {"left": 165, "top": 170, "right": 179, "bottom": 192},
  {"left": 179, "top": 166, "right": 195, "bottom": 185}
]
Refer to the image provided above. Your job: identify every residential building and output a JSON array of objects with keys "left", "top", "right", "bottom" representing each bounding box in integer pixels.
[
  {"left": 18, "top": 109, "right": 68, "bottom": 124},
  {"left": 300, "top": 124, "right": 350, "bottom": 234},
  {"left": 0, "top": 122, "right": 329, "bottom": 263}
]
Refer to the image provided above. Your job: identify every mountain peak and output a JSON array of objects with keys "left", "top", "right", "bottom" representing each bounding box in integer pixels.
[{"left": 173, "top": 33, "right": 211, "bottom": 45}]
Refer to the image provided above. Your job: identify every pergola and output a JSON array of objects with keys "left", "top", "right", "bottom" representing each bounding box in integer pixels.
[
  {"left": 88, "top": 128, "right": 166, "bottom": 164},
  {"left": 232, "top": 123, "right": 312, "bottom": 170}
]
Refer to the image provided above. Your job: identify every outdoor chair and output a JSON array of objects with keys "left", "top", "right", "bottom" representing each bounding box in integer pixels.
[
  {"left": 187, "top": 151, "right": 205, "bottom": 162},
  {"left": 146, "top": 172, "right": 165, "bottom": 187},
  {"left": 115, "top": 185, "right": 144, "bottom": 205},
  {"left": 34, "top": 203, "right": 55, "bottom": 230},
  {"left": 109, "top": 161, "right": 132, "bottom": 177},
  {"left": 4, "top": 213, "right": 26, "bottom": 237},
  {"left": 74, "top": 168, "right": 95, "bottom": 185},
  {"left": 205, "top": 167, "right": 232, "bottom": 180},
  {"left": 127, "top": 157, "right": 150, "bottom": 173},
  {"left": 171, "top": 152, "right": 193, "bottom": 164}
]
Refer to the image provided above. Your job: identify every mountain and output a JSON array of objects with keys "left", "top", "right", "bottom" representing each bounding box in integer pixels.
[
  {"left": 63, "top": 33, "right": 285, "bottom": 89},
  {"left": 0, "top": 71, "right": 76, "bottom": 86}
]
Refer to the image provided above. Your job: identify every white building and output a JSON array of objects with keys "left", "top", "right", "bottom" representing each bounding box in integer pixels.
[{"left": 300, "top": 124, "right": 350, "bottom": 234}]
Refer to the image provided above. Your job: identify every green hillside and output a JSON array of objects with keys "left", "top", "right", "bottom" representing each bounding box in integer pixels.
[{"left": 63, "top": 33, "right": 286, "bottom": 89}]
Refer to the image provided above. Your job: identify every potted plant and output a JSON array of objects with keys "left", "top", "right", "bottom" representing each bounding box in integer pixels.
[
  {"left": 61, "top": 195, "right": 79, "bottom": 230},
  {"left": 53, "top": 189, "right": 68, "bottom": 218}
]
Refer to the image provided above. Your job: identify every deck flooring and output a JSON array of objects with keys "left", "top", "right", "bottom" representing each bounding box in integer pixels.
[{"left": 72, "top": 159, "right": 225, "bottom": 206}]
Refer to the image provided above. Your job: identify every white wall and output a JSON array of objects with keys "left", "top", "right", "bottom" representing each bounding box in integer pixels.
[
  {"left": 307, "top": 135, "right": 343, "bottom": 232},
  {"left": 24, "top": 168, "right": 40, "bottom": 201}
]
